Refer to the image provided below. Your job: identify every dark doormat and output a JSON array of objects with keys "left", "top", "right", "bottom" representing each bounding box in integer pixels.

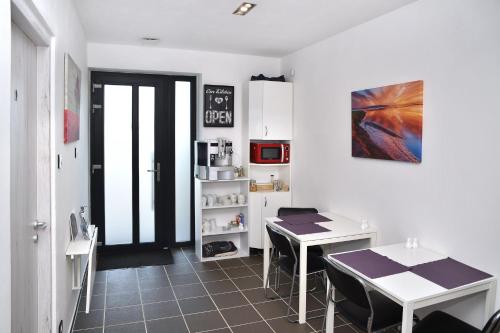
[{"left": 97, "top": 248, "right": 173, "bottom": 271}]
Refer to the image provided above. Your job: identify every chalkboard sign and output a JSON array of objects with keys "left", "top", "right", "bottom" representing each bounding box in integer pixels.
[{"left": 204, "top": 85, "right": 234, "bottom": 127}]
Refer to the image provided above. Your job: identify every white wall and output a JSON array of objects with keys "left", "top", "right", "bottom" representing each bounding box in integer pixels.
[
  {"left": 87, "top": 42, "right": 281, "bottom": 241},
  {"left": 0, "top": 1, "right": 12, "bottom": 331},
  {"left": 281, "top": 0, "right": 500, "bottom": 327},
  {"left": 29, "top": 0, "right": 89, "bottom": 332}
]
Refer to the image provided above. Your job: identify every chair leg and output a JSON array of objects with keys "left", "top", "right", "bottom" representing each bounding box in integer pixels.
[
  {"left": 287, "top": 273, "right": 298, "bottom": 323},
  {"left": 264, "top": 259, "right": 274, "bottom": 299},
  {"left": 322, "top": 284, "right": 333, "bottom": 332}
]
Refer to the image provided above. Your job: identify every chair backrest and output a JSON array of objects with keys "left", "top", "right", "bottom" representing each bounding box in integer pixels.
[
  {"left": 324, "top": 258, "right": 371, "bottom": 310},
  {"left": 277, "top": 207, "right": 318, "bottom": 217},
  {"left": 266, "top": 225, "right": 296, "bottom": 261},
  {"left": 483, "top": 309, "right": 500, "bottom": 333}
]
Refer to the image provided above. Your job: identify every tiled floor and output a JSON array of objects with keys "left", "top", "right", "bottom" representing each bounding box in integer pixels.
[{"left": 72, "top": 248, "right": 364, "bottom": 333}]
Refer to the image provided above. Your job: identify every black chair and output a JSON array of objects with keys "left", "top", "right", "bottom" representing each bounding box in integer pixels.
[
  {"left": 413, "top": 310, "right": 500, "bottom": 333},
  {"left": 322, "top": 258, "right": 406, "bottom": 333},
  {"left": 264, "top": 224, "right": 325, "bottom": 322}
]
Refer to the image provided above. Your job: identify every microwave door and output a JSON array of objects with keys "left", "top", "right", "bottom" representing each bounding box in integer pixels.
[{"left": 281, "top": 144, "right": 284, "bottom": 163}]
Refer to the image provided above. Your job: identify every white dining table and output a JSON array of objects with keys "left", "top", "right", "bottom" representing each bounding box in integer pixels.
[
  {"left": 327, "top": 243, "right": 497, "bottom": 333},
  {"left": 263, "top": 211, "right": 378, "bottom": 324}
]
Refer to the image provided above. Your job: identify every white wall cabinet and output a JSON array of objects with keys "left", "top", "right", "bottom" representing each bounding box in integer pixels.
[
  {"left": 249, "top": 81, "right": 293, "bottom": 140},
  {"left": 248, "top": 191, "right": 291, "bottom": 249}
]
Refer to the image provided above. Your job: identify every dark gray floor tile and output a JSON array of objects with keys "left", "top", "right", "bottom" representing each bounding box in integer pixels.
[
  {"left": 137, "top": 266, "right": 166, "bottom": 280},
  {"left": 172, "top": 283, "right": 207, "bottom": 299},
  {"left": 254, "top": 299, "right": 292, "bottom": 319},
  {"left": 211, "top": 291, "right": 249, "bottom": 309},
  {"left": 231, "top": 321, "right": 274, "bottom": 333},
  {"left": 249, "top": 264, "right": 263, "bottom": 277},
  {"left": 191, "top": 261, "right": 219, "bottom": 272},
  {"left": 146, "top": 316, "right": 188, "bottom": 333},
  {"left": 241, "top": 288, "right": 278, "bottom": 304},
  {"left": 73, "top": 310, "right": 104, "bottom": 330},
  {"left": 143, "top": 300, "right": 181, "bottom": 320},
  {"left": 79, "top": 294, "right": 105, "bottom": 312},
  {"left": 184, "top": 310, "right": 227, "bottom": 332},
  {"left": 232, "top": 276, "right": 262, "bottom": 290},
  {"left": 141, "top": 286, "right": 176, "bottom": 304},
  {"left": 106, "top": 292, "right": 141, "bottom": 308},
  {"left": 169, "top": 273, "right": 200, "bottom": 286},
  {"left": 204, "top": 279, "right": 238, "bottom": 294},
  {"left": 220, "top": 305, "right": 262, "bottom": 326},
  {"left": 217, "top": 258, "right": 245, "bottom": 268},
  {"left": 105, "top": 305, "right": 143, "bottom": 326},
  {"left": 95, "top": 271, "right": 107, "bottom": 283},
  {"left": 182, "top": 247, "right": 195, "bottom": 254},
  {"left": 139, "top": 276, "right": 170, "bottom": 290},
  {"left": 104, "top": 322, "right": 146, "bottom": 333},
  {"left": 207, "top": 329, "right": 231, "bottom": 333},
  {"left": 267, "top": 317, "right": 315, "bottom": 333},
  {"left": 197, "top": 269, "right": 227, "bottom": 282},
  {"left": 107, "top": 269, "right": 137, "bottom": 284},
  {"left": 186, "top": 253, "right": 200, "bottom": 263},
  {"left": 107, "top": 280, "right": 139, "bottom": 295},
  {"left": 290, "top": 294, "right": 325, "bottom": 312},
  {"left": 72, "top": 328, "right": 102, "bottom": 333},
  {"left": 241, "top": 255, "right": 263, "bottom": 266},
  {"left": 178, "top": 296, "right": 216, "bottom": 314},
  {"left": 165, "top": 263, "right": 194, "bottom": 276},
  {"left": 92, "top": 282, "right": 106, "bottom": 296},
  {"left": 224, "top": 266, "right": 256, "bottom": 279}
]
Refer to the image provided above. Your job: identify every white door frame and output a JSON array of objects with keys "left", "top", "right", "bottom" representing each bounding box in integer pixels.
[{"left": 11, "top": 1, "right": 53, "bottom": 332}]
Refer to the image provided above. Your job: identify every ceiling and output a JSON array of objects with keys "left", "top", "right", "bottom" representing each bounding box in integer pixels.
[{"left": 74, "top": 0, "right": 418, "bottom": 57}]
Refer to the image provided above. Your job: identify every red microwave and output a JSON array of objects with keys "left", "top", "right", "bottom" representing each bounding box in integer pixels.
[{"left": 250, "top": 143, "right": 290, "bottom": 164}]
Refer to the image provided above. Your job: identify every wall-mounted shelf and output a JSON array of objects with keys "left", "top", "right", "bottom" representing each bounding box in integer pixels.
[{"left": 66, "top": 225, "right": 98, "bottom": 313}]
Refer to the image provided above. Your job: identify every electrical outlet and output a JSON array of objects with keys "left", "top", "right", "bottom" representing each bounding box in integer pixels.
[{"left": 58, "top": 320, "right": 63, "bottom": 333}]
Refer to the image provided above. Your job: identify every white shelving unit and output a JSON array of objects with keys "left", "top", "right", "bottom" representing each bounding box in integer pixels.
[{"left": 195, "top": 178, "right": 250, "bottom": 261}]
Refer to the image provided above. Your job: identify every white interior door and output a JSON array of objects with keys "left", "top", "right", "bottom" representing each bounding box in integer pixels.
[{"left": 11, "top": 22, "right": 48, "bottom": 333}]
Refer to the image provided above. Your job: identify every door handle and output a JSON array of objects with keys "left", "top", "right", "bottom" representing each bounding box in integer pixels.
[
  {"left": 265, "top": 126, "right": 268, "bottom": 137},
  {"left": 91, "top": 164, "right": 102, "bottom": 175},
  {"left": 264, "top": 197, "right": 267, "bottom": 207},
  {"left": 33, "top": 220, "right": 47, "bottom": 230},
  {"left": 147, "top": 162, "right": 160, "bottom": 182}
]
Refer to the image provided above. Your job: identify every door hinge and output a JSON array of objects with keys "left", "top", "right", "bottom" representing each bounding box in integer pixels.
[
  {"left": 92, "top": 104, "right": 102, "bottom": 114},
  {"left": 92, "top": 83, "right": 102, "bottom": 93}
]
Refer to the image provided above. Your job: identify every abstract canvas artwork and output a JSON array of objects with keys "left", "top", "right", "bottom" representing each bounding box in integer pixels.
[
  {"left": 64, "top": 54, "right": 81, "bottom": 143},
  {"left": 351, "top": 80, "right": 423, "bottom": 163}
]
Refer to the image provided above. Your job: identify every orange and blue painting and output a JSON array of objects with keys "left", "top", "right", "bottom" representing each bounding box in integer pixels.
[{"left": 352, "top": 80, "right": 423, "bottom": 163}]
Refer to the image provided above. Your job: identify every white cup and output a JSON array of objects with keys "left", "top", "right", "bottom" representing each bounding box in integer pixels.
[
  {"left": 230, "top": 193, "right": 238, "bottom": 204},
  {"left": 202, "top": 196, "right": 207, "bottom": 207},
  {"left": 237, "top": 194, "right": 246, "bottom": 204},
  {"left": 207, "top": 195, "right": 215, "bottom": 207},
  {"left": 360, "top": 219, "right": 369, "bottom": 230}
]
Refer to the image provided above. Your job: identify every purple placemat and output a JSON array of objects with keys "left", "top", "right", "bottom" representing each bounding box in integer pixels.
[
  {"left": 275, "top": 221, "right": 330, "bottom": 235},
  {"left": 410, "top": 258, "right": 492, "bottom": 289},
  {"left": 278, "top": 213, "right": 332, "bottom": 225},
  {"left": 332, "top": 249, "right": 409, "bottom": 279}
]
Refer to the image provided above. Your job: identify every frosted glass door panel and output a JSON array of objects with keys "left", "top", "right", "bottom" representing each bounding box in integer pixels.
[
  {"left": 139, "top": 86, "right": 155, "bottom": 243},
  {"left": 104, "top": 85, "right": 133, "bottom": 245},
  {"left": 175, "top": 81, "right": 191, "bottom": 242}
]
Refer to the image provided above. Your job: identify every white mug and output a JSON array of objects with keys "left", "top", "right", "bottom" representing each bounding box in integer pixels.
[
  {"left": 230, "top": 193, "right": 238, "bottom": 204},
  {"left": 237, "top": 194, "right": 246, "bottom": 204},
  {"left": 202, "top": 195, "right": 207, "bottom": 207},
  {"left": 207, "top": 195, "right": 215, "bottom": 207}
]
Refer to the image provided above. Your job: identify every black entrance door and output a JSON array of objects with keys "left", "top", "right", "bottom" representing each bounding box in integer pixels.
[{"left": 90, "top": 72, "right": 196, "bottom": 251}]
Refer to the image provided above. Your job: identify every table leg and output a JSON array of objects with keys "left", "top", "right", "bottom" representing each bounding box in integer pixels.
[
  {"left": 370, "top": 233, "right": 377, "bottom": 247},
  {"left": 401, "top": 303, "right": 414, "bottom": 333},
  {"left": 484, "top": 280, "right": 497, "bottom": 323},
  {"left": 299, "top": 242, "right": 308, "bottom": 323},
  {"left": 263, "top": 228, "right": 271, "bottom": 288},
  {"left": 325, "top": 283, "right": 335, "bottom": 333}
]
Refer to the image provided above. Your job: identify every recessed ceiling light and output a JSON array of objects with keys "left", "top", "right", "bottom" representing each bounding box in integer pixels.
[
  {"left": 141, "top": 37, "right": 159, "bottom": 41},
  {"left": 233, "top": 2, "right": 256, "bottom": 16}
]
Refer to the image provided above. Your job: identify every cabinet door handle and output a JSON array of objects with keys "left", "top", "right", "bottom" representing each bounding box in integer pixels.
[
  {"left": 265, "top": 126, "right": 268, "bottom": 137},
  {"left": 264, "top": 197, "right": 267, "bottom": 207}
]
